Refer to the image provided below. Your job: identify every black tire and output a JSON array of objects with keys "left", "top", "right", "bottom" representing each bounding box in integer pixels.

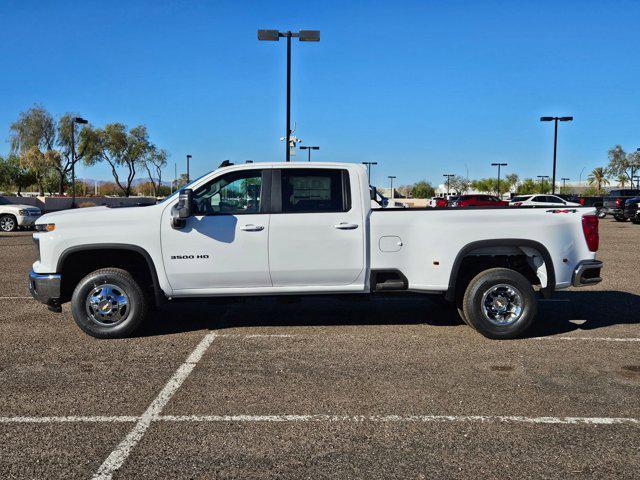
[
  {"left": 462, "top": 268, "right": 537, "bottom": 339},
  {"left": 613, "top": 214, "right": 627, "bottom": 222},
  {"left": 0, "top": 214, "right": 17, "bottom": 232},
  {"left": 71, "top": 268, "right": 148, "bottom": 339}
]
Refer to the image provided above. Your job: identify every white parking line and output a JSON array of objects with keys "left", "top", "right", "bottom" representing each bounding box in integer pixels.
[
  {"left": 158, "top": 414, "right": 640, "bottom": 426},
  {"left": 91, "top": 331, "right": 218, "bottom": 480},
  {"left": 0, "top": 415, "right": 137, "bottom": 423},
  {"left": 0, "top": 413, "right": 637, "bottom": 426}
]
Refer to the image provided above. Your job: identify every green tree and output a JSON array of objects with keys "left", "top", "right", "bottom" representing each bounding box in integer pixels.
[
  {"left": 9, "top": 106, "right": 90, "bottom": 195},
  {"left": 141, "top": 146, "right": 168, "bottom": 197},
  {"left": 516, "top": 178, "right": 550, "bottom": 195},
  {"left": 82, "top": 123, "right": 151, "bottom": 197},
  {"left": 410, "top": 180, "right": 435, "bottom": 198},
  {"left": 449, "top": 175, "right": 470, "bottom": 194},
  {"left": 505, "top": 173, "right": 519, "bottom": 192},
  {"left": 588, "top": 167, "right": 610, "bottom": 194},
  {"left": 606, "top": 145, "right": 640, "bottom": 185},
  {"left": 616, "top": 174, "right": 629, "bottom": 188},
  {"left": 0, "top": 154, "right": 37, "bottom": 195}
]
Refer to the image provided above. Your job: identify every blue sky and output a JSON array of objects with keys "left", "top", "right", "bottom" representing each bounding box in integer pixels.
[{"left": 1, "top": 0, "right": 639, "bottom": 187}]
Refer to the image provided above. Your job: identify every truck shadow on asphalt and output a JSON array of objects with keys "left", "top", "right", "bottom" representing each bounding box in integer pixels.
[{"left": 136, "top": 290, "right": 640, "bottom": 339}]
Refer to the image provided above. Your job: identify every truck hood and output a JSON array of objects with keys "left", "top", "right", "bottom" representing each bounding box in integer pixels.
[
  {"left": 1, "top": 203, "right": 41, "bottom": 212},
  {"left": 38, "top": 206, "right": 110, "bottom": 222}
]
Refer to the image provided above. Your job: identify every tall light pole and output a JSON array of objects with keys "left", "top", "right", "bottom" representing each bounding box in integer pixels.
[
  {"left": 491, "top": 162, "right": 508, "bottom": 198},
  {"left": 70, "top": 116, "right": 88, "bottom": 207},
  {"left": 362, "top": 162, "right": 378, "bottom": 185},
  {"left": 186, "top": 155, "right": 192, "bottom": 183},
  {"left": 258, "top": 29, "right": 320, "bottom": 162},
  {"left": 299, "top": 145, "right": 319, "bottom": 162},
  {"left": 388, "top": 176, "right": 396, "bottom": 199},
  {"left": 561, "top": 177, "right": 570, "bottom": 190},
  {"left": 540, "top": 116, "right": 573, "bottom": 194},
  {"left": 443, "top": 174, "right": 455, "bottom": 196},
  {"left": 537, "top": 175, "right": 550, "bottom": 193}
]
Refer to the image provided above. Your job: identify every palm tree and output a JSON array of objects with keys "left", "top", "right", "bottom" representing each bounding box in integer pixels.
[
  {"left": 588, "top": 167, "right": 610, "bottom": 194},
  {"left": 617, "top": 174, "right": 628, "bottom": 188}
]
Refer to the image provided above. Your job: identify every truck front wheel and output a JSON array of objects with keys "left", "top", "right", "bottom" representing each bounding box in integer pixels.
[
  {"left": 71, "top": 268, "right": 148, "bottom": 339},
  {"left": 462, "top": 268, "right": 537, "bottom": 339}
]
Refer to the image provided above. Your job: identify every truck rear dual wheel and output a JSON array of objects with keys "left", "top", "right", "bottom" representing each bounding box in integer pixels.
[
  {"left": 462, "top": 268, "right": 537, "bottom": 339},
  {"left": 71, "top": 268, "right": 148, "bottom": 339}
]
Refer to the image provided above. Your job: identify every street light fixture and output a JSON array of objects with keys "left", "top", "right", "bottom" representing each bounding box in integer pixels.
[
  {"left": 561, "top": 177, "right": 570, "bottom": 190},
  {"left": 540, "top": 116, "right": 573, "bottom": 194},
  {"left": 258, "top": 29, "right": 320, "bottom": 162},
  {"left": 537, "top": 175, "right": 550, "bottom": 193},
  {"left": 443, "top": 174, "right": 455, "bottom": 196},
  {"left": 491, "top": 163, "right": 508, "bottom": 198},
  {"left": 70, "top": 116, "right": 88, "bottom": 208},
  {"left": 388, "top": 176, "right": 397, "bottom": 199},
  {"left": 186, "top": 155, "right": 192, "bottom": 182},
  {"left": 362, "top": 162, "right": 378, "bottom": 184},
  {"left": 299, "top": 145, "right": 319, "bottom": 162}
]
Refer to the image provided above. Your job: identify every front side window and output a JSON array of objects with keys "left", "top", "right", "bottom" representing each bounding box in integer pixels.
[
  {"left": 281, "top": 169, "right": 349, "bottom": 213},
  {"left": 193, "top": 170, "right": 262, "bottom": 215}
]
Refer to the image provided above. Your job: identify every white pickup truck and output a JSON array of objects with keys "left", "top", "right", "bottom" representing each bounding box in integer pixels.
[{"left": 29, "top": 162, "right": 603, "bottom": 340}]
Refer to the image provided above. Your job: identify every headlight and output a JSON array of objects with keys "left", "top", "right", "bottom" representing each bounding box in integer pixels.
[
  {"left": 35, "top": 223, "right": 56, "bottom": 232},
  {"left": 18, "top": 209, "right": 28, "bottom": 215}
]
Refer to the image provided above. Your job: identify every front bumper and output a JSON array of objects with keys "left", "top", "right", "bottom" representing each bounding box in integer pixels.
[
  {"left": 572, "top": 260, "right": 603, "bottom": 287},
  {"left": 17, "top": 214, "right": 40, "bottom": 227},
  {"left": 603, "top": 207, "right": 622, "bottom": 215},
  {"left": 28, "top": 271, "right": 62, "bottom": 311}
]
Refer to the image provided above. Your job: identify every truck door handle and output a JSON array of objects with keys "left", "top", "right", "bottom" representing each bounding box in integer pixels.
[
  {"left": 240, "top": 224, "right": 264, "bottom": 232},
  {"left": 334, "top": 222, "right": 358, "bottom": 230}
]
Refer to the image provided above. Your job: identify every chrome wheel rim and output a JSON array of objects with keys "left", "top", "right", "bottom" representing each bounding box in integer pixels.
[
  {"left": 481, "top": 284, "right": 523, "bottom": 326},
  {"left": 85, "top": 284, "right": 130, "bottom": 326},
  {"left": 0, "top": 217, "right": 15, "bottom": 232}
]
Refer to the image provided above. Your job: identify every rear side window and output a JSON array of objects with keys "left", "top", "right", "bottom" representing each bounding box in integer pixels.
[
  {"left": 281, "top": 169, "right": 350, "bottom": 213},
  {"left": 512, "top": 196, "right": 528, "bottom": 202}
]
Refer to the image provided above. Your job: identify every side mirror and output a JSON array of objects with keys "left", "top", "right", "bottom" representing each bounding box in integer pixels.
[
  {"left": 370, "top": 186, "right": 377, "bottom": 201},
  {"left": 171, "top": 188, "right": 194, "bottom": 229}
]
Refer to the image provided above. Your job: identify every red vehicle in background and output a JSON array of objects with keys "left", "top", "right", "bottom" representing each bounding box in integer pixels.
[{"left": 450, "top": 194, "right": 509, "bottom": 207}]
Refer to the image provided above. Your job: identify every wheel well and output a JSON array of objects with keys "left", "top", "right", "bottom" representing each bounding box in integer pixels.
[
  {"left": 58, "top": 248, "right": 158, "bottom": 303},
  {"left": 446, "top": 241, "right": 554, "bottom": 302}
]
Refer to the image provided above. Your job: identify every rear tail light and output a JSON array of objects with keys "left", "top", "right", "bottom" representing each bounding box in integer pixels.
[
  {"left": 582, "top": 215, "right": 599, "bottom": 252},
  {"left": 615, "top": 198, "right": 621, "bottom": 207},
  {"left": 579, "top": 198, "right": 585, "bottom": 205}
]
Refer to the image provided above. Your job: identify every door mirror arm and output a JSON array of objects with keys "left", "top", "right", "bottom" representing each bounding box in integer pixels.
[{"left": 171, "top": 189, "right": 194, "bottom": 229}]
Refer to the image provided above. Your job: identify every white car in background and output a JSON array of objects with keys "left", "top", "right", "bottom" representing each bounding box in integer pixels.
[
  {"left": 0, "top": 197, "right": 42, "bottom": 232},
  {"left": 510, "top": 194, "right": 581, "bottom": 207}
]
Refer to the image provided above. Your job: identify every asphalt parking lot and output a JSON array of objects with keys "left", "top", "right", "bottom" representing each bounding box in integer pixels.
[{"left": 1, "top": 219, "right": 639, "bottom": 479}]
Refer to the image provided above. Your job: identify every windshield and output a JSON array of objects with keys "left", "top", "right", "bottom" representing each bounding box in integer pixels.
[{"left": 157, "top": 171, "right": 212, "bottom": 204}]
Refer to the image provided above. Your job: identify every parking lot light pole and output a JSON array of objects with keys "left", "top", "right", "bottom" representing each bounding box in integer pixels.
[
  {"left": 561, "top": 177, "right": 570, "bottom": 190},
  {"left": 299, "top": 145, "right": 319, "bottom": 162},
  {"left": 540, "top": 116, "right": 573, "bottom": 194},
  {"left": 70, "top": 117, "right": 88, "bottom": 208},
  {"left": 362, "top": 162, "right": 378, "bottom": 184},
  {"left": 443, "top": 174, "right": 455, "bottom": 196},
  {"left": 258, "top": 29, "right": 320, "bottom": 162},
  {"left": 491, "top": 162, "right": 507, "bottom": 198},
  {"left": 388, "top": 176, "right": 396, "bottom": 199},
  {"left": 537, "top": 175, "right": 550, "bottom": 193},
  {"left": 186, "top": 155, "right": 192, "bottom": 183}
]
